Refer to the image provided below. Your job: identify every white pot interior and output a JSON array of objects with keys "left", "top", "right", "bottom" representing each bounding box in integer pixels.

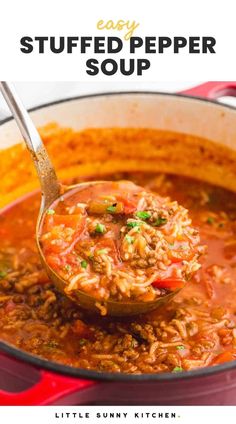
[{"left": 0, "top": 93, "right": 236, "bottom": 150}]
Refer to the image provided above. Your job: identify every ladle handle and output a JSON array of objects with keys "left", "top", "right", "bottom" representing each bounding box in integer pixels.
[{"left": 0, "top": 81, "right": 61, "bottom": 209}]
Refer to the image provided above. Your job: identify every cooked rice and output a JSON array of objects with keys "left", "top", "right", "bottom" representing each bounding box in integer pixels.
[{"left": 0, "top": 172, "right": 236, "bottom": 374}]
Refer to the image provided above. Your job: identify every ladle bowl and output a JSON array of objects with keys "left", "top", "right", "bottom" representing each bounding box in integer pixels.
[{"left": 0, "top": 81, "right": 181, "bottom": 316}]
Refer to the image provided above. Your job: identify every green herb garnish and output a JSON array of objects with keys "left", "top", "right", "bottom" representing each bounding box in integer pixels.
[
  {"left": 127, "top": 221, "right": 142, "bottom": 228},
  {"left": 154, "top": 217, "right": 167, "bottom": 227},
  {"left": 176, "top": 345, "right": 185, "bottom": 350},
  {"left": 79, "top": 338, "right": 87, "bottom": 346},
  {"left": 136, "top": 211, "right": 151, "bottom": 220},
  {"left": 81, "top": 260, "right": 88, "bottom": 269},
  {"left": 125, "top": 235, "right": 134, "bottom": 244},
  {"left": 206, "top": 217, "right": 214, "bottom": 224},
  {"left": 64, "top": 264, "right": 71, "bottom": 272},
  {"left": 95, "top": 223, "right": 105, "bottom": 234},
  {"left": 172, "top": 366, "right": 183, "bottom": 373},
  {"left": 45, "top": 340, "right": 59, "bottom": 349},
  {"left": 0, "top": 271, "right": 7, "bottom": 279},
  {"left": 97, "top": 249, "right": 107, "bottom": 255},
  {"left": 107, "top": 205, "right": 116, "bottom": 213},
  {"left": 46, "top": 209, "right": 55, "bottom": 215}
]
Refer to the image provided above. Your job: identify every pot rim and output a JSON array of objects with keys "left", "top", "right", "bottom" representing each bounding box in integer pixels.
[
  {"left": 1, "top": 89, "right": 236, "bottom": 382},
  {"left": 1, "top": 89, "right": 236, "bottom": 127}
]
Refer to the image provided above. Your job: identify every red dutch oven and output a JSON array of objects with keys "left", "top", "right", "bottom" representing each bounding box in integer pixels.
[{"left": 1, "top": 82, "right": 236, "bottom": 405}]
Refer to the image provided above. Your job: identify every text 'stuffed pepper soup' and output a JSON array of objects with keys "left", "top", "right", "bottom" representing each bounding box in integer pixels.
[{"left": 1, "top": 126, "right": 236, "bottom": 374}]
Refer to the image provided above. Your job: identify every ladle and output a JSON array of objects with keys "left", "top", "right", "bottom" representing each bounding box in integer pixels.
[{"left": 0, "top": 81, "right": 179, "bottom": 316}]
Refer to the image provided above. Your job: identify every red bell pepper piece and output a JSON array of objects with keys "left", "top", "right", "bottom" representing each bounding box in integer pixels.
[
  {"left": 45, "top": 214, "right": 84, "bottom": 231},
  {"left": 116, "top": 195, "right": 137, "bottom": 214},
  {"left": 152, "top": 278, "right": 185, "bottom": 291},
  {"left": 212, "top": 350, "right": 236, "bottom": 365},
  {"left": 96, "top": 238, "right": 120, "bottom": 264},
  {"left": 72, "top": 319, "right": 93, "bottom": 339}
]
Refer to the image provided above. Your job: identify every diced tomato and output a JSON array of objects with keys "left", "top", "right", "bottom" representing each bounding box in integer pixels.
[
  {"left": 4, "top": 300, "right": 16, "bottom": 313},
  {"left": 73, "top": 216, "right": 86, "bottom": 237},
  {"left": 0, "top": 228, "right": 9, "bottom": 237},
  {"left": 194, "top": 332, "right": 215, "bottom": 342},
  {"left": 44, "top": 239, "right": 71, "bottom": 255},
  {"left": 46, "top": 254, "right": 65, "bottom": 269},
  {"left": 212, "top": 350, "right": 236, "bottom": 365},
  {"left": 169, "top": 252, "right": 186, "bottom": 263},
  {"left": 42, "top": 215, "right": 86, "bottom": 256},
  {"left": 168, "top": 245, "right": 195, "bottom": 263},
  {"left": 152, "top": 278, "right": 185, "bottom": 291},
  {"left": 96, "top": 238, "right": 119, "bottom": 264},
  {"left": 45, "top": 214, "right": 84, "bottom": 231},
  {"left": 116, "top": 195, "right": 137, "bottom": 214},
  {"left": 65, "top": 253, "right": 80, "bottom": 266},
  {"left": 72, "top": 319, "right": 93, "bottom": 339},
  {"left": 218, "top": 328, "right": 231, "bottom": 337},
  {"left": 224, "top": 243, "right": 236, "bottom": 260},
  {"left": 44, "top": 215, "right": 55, "bottom": 232}
]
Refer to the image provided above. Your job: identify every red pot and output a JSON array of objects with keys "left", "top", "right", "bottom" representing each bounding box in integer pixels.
[{"left": 1, "top": 81, "right": 236, "bottom": 405}]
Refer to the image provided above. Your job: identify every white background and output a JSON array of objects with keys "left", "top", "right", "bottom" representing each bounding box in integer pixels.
[
  {"left": 0, "top": 0, "right": 236, "bottom": 80},
  {"left": 1, "top": 0, "right": 236, "bottom": 416},
  {"left": 1, "top": 81, "right": 236, "bottom": 120},
  {"left": 0, "top": 81, "right": 200, "bottom": 118},
  {"left": 1, "top": 406, "right": 236, "bottom": 424}
]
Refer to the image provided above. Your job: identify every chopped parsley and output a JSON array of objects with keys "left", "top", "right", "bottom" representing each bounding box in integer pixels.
[
  {"left": 81, "top": 260, "right": 88, "bottom": 269},
  {"left": 97, "top": 249, "right": 107, "bottom": 255},
  {"left": 95, "top": 223, "right": 105, "bottom": 234},
  {"left": 64, "top": 264, "right": 71, "bottom": 272},
  {"left": 46, "top": 209, "right": 55, "bottom": 215},
  {"left": 45, "top": 340, "right": 59, "bottom": 349},
  {"left": 0, "top": 271, "right": 7, "bottom": 279},
  {"left": 79, "top": 338, "right": 87, "bottom": 346},
  {"left": 136, "top": 211, "right": 151, "bottom": 220},
  {"left": 172, "top": 366, "right": 183, "bottom": 373},
  {"left": 125, "top": 235, "right": 134, "bottom": 244},
  {"left": 107, "top": 205, "right": 116, "bottom": 213},
  {"left": 127, "top": 221, "right": 141, "bottom": 228},
  {"left": 176, "top": 345, "right": 185, "bottom": 350},
  {"left": 154, "top": 217, "right": 167, "bottom": 227},
  {"left": 206, "top": 216, "right": 214, "bottom": 224}
]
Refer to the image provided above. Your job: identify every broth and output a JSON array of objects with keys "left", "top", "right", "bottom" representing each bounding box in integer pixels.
[{"left": 0, "top": 172, "right": 236, "bottom": 373}]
